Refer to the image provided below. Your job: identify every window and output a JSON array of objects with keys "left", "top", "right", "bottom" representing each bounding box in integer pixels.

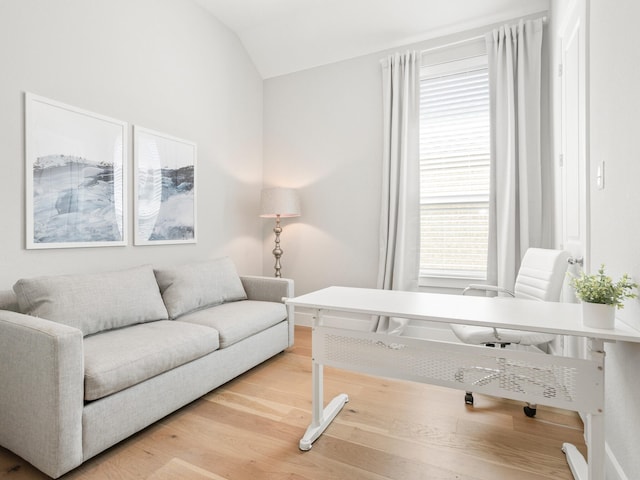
[{"left": 419, "top": 55, "right": 490, "bottom": 280}]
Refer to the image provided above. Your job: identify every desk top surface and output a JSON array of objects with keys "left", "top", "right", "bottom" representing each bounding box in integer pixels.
[{"left": 286, "top": 286, "right": 640, "bottom": 343}]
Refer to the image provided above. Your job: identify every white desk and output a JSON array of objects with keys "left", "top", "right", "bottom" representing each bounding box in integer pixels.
[{"left": 286, "top": 286, "right": 640, "bottom": 480}]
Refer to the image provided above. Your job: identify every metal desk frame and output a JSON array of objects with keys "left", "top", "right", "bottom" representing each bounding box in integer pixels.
[{"left": 286, "top": 287, "right": 640, "bottom": 480}]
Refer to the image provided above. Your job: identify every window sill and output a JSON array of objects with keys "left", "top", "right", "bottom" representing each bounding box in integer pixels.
[{"left": 418, "top": 275, "right": 486, "bottom": 291}]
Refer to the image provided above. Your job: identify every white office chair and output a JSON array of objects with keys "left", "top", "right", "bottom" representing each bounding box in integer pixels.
[{"left": 451, "top": 247, "right": 571, "bottom": 417}]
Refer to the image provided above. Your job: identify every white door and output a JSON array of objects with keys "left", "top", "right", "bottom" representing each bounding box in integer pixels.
[
  {"left": 559, "top": 0, "right": 589, "bottom": 358},
  {"left": 558, "top": 0, "right": 590, "bottom": 437}
]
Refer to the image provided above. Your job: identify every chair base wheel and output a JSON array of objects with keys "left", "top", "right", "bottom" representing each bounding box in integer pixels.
[
  {"left": 523, "top": 405, "right": 537, "bottom": 417},
  {"left": 464, "top": 392, "right": 474, "bottom": 405}
]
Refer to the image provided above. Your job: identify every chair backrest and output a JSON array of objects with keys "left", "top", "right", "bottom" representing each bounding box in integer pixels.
[{"left": 514, "top": 248, "right": 571, "bottom": 302}]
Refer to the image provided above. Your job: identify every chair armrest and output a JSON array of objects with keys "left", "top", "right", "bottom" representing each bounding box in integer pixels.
[
  {"left": 462, "top": 284, "right": 515, "bottom": 297},
  {"left": 240, "top": 275, "right": 295, "bottom": 347},
  {"left": 0, "top": 310, "right": 84, "bottom": 478}
]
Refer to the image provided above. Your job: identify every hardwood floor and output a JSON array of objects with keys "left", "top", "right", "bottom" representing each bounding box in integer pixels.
[{"left": 1, "top": 326, "right": 586, "bottom": 479}]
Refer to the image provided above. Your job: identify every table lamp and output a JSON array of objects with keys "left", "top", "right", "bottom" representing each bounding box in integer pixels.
[{"left": 260, "top": 187, "right": 301, "bottom": 277}]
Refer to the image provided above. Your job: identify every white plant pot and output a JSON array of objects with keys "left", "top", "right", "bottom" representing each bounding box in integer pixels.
[{"left": 581, "top": 302, "right": 616, "bottom": 329}]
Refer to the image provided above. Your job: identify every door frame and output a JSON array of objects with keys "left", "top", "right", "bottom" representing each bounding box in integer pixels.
[{"left": 556, "top": 0, "right": 590, "bottom": 275}]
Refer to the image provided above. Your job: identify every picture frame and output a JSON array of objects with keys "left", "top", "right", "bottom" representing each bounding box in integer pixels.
[
  {"left": 25, "top": 93, "right": 128, "bottom": 249},
  {"left": 133, "top": 126, "right": 197, "bottom": 245}
]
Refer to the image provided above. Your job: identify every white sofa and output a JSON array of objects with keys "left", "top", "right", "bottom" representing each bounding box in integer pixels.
[{"left": 0, "top": 257, "right": 294, "bottom": 478}]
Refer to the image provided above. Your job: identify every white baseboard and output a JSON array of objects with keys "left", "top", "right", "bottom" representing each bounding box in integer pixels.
[
  {"left": 294, "top": 311, "right": 457, "bottom": 341},
  {"left": 606, "top": 443, "right": 629, "bottom": 480},
  {"left": 294, "top": 311, "right": 373, "bottom": 331},
  {"left": 294, "top": 313, "right": 543, "bottom": 347}
]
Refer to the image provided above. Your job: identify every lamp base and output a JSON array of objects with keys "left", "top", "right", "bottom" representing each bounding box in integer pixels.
[{"left": 272, "top": 216, "right": 283, "bottom": 278}]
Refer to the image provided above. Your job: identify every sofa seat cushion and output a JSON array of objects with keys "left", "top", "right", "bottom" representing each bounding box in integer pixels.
[
  {"left": 176, "top": 300, "right": 286, "bottom": 349},
  {"left": 83, "top": 321, "right": 219, "bottom": 401}
]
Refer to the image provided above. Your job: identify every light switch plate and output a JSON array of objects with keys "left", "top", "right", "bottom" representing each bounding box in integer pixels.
[{"left": 596, "top": 161, "right": 605, "bottom": 190}]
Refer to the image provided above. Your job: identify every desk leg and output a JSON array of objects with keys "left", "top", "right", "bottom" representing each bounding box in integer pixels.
[
  {"left": 587, "top": 412, "right": 605, "bottom": 479},
  {"left": 562, "top": 338, "right": 606, "bottom": 480},
  {"left": 562, "top": 442, "right": 588, "bottom": 479},
  {"left": 563, "top": 412, "right": 604, "bottom": 480},
  {"left": 299, "top": 317, "right": 349, "bottom": 451}
]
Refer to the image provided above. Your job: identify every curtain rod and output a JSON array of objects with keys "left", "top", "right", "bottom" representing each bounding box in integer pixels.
[{"left": 420, "top": 15, "right": 548, "bottom": 55}]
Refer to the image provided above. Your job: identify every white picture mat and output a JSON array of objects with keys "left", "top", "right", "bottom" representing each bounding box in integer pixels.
[
  {"left": 25, "top": 93, "right": 128, "bottom": 249},
  {"left": 133, "top": 126, "right": 197, "bottom": 245}
]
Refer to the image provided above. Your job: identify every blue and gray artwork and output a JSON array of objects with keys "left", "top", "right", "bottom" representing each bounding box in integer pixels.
[
  {"left": 33, "top": 155, "right": 123, "bottom": 243},
  {"left": 137, "top": 165, "right": 194, "bottom": 241}
]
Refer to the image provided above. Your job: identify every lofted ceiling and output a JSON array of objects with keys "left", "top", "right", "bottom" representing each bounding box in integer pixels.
[{"left": 194, "top": 0, "right": 549, "bottom": 79}]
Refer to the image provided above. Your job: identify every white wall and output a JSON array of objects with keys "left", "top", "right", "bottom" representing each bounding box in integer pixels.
[
  {"left": 263, "top": 53, "right": 383, "bottom": 294},
  {"left": 587, "top": 0, "right": 640, "bottom": 477},
  {"left": 0, "top": 0, "right": 264, "bottom": 288}
]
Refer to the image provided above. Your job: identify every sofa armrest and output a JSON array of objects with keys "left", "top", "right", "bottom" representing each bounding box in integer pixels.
[
  {"left": 240, "top": 275, "right": 295, "bottom": 347},
  {"left": 0, "top": 310, "right": 84, "bottom": 478},
  {"left": 240, "top": 275, "right": 293, "bottom": 302}
]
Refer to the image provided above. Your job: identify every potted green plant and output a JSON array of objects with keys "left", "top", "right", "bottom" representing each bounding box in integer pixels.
[{"left": 569, "top": 264, "right": 638, "bottom": 329}]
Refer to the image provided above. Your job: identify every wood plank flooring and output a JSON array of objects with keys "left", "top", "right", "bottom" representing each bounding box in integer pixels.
[{"left": 1, "top": 326, "right": 586, "bottom": 479}]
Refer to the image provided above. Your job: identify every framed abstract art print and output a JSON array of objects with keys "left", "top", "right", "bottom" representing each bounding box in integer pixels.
[
  {"left": 25, "top": 93, "right": 128, "bottom": 249},
  {"left": 133, "top": 126, "right": 197, "bottom": 245}
]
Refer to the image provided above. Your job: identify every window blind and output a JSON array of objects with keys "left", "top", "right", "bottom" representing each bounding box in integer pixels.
[{"left": 419, "top": 61, "right": 490, "bottom": 278}]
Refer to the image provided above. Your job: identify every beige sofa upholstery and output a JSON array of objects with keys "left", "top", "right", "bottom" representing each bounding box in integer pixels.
[{"left": 0, "top": 258, "right": 294, "bottom": 478}]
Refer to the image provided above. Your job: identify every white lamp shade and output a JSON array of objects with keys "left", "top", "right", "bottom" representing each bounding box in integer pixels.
[{"left": 259, "top": 188, "right": 301, "bottom": 218}]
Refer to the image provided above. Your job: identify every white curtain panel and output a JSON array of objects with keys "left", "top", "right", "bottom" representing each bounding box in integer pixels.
[
  {"left": 374, "top": 51, "right": 420, "bottom": 334},
  {"left": 486, "top": 18, "right": 546, "bottom": 291}
]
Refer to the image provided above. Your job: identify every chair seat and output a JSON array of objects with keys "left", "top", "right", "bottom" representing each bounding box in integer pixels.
[{"left": 450, "top": 323, "right": 555, "bottom": 346}]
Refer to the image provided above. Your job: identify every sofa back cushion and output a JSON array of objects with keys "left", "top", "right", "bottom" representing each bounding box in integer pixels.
[
  {"left": 13, "top": 265, "right": 169, "bottom": 336},
  {"left": 154, "top": 257, "right": 247, "bottom": 319},
  {"left": 0, "top": 290, "right": 19, "bottom": 312}
]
